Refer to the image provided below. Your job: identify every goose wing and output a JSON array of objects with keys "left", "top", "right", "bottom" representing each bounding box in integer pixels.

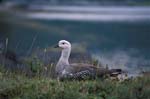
[
  {"left": 60, "top": 63, "right": 122, "bottom": 80},
  {"left": 65, "top": 63, "right": 122, "bottom": 78}
]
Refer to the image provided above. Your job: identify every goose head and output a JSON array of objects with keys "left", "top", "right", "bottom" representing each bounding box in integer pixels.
[
  {"left": 55, "top": 40, "right": 71, "bottom": 59},
  {"left": 55, "top": 40, "right": 71, "bottom": 50}
]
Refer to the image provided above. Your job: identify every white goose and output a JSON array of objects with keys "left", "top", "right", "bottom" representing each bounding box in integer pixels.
[{"left": 55, "top": 40, "right": 122, "bottom": 80}]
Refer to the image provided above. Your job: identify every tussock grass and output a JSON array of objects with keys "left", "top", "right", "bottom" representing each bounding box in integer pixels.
[
  {"left": 0, "top": 71, "right": 150, "bottom": 99},
  {"left": 0, "top": 54, "right": 149, "bottom": 99}
]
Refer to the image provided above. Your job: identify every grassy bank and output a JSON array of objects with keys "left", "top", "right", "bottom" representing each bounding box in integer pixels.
[
  {"left": 0, "top": 53, "right": 150, "bottom": 99},
  {"left": 0, "top": 71, "right": 150, "bottom": 99}
]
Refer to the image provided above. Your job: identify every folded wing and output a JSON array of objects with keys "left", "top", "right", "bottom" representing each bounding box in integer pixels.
[{"left": 60, "top": 63, "right": 122, "bottom": 80}]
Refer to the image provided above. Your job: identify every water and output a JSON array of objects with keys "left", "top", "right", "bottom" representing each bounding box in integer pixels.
[
  {"left": 0, "top": 6, "right": 150, "bottom": 72},
  {"left": 27, "top": 6, "right": 150, "bottom": 21}
]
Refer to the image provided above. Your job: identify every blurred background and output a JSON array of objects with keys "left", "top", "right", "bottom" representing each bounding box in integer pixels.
[{"left": 0, "top": 0, "right": 150, "bottom": 73}]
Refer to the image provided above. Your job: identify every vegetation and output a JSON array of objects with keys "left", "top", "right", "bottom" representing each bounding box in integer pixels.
[{"left": 0, "top": 62, "right": 150, "bottom": 99}]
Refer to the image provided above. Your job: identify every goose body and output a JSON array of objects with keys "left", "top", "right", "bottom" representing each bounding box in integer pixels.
[{"left": 55, "top": 40, "right": 122, "bottom": 80}]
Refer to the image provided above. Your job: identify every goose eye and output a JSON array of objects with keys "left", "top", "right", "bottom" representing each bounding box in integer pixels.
[{"left": 62, "top": 43, "right": 65, "bottom": 45}]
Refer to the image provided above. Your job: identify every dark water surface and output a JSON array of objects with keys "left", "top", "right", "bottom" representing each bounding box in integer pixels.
[{"left": 1, "top": 15, "right": 150, "bottom": 55}]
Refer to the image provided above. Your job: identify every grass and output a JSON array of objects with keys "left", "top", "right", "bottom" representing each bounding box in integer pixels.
[
  {"left": 0, "top": 53, "right": 150, "bottom": 99},
  {"left": 0, "top": 70, "right": 150, "bottom": 99}
]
